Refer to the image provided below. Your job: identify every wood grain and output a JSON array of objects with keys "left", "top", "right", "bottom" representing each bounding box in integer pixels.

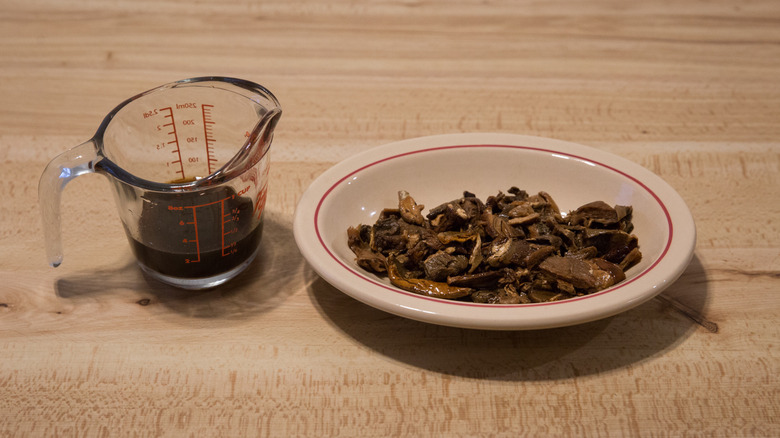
[{"left": 1, "top": 0, "right": 779, "bottom": 436}]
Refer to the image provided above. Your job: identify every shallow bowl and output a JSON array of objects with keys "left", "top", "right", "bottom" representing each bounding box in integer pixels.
[{"left": 293, "top": 133, "right": 695, "bottom": 330}]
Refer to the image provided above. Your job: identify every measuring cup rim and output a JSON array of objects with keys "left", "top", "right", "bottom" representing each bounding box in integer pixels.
[{"left": 91, "top": 76, "right": 280, "bottom": 192}]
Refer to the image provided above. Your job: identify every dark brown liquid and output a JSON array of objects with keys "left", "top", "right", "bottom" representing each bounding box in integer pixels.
[
  {"left": 128, "top": 184, "right": 262, "bottom": 279},
  {"left": 129, "top": 223, "right": 262, "bottom": 278}
]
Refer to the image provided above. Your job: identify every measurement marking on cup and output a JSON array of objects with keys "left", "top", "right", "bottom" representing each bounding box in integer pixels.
[
  {"left": 184, "top": 206, "right": 201, "bottom": 263},
  {"left": 202, "top": 104, "right": 217, "bottom": 174},
  {"left": 220, "top": 199, "right": 240, "bottom": 257},
  {"left": 160, "top": 107, "right": 185, "bottom": 179},
  {"left": 177, "top": 194, "right": 241, "bottom": 263}
]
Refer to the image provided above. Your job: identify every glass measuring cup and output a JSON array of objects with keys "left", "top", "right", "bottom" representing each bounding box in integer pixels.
[{"left": 39, "top": 77, "right": 281, "bottom": 289}]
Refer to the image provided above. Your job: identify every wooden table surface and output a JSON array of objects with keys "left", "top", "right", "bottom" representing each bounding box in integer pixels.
[{"left": 2, "top": 0, "right": 779, "bottom": 436}]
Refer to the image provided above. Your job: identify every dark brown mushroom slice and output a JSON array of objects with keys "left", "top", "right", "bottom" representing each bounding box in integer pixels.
[
  {"left": 480, "top": 210, "right": 524, "bottom": 240},
  {"left": 523, "top": 193, "right": 553, "bottom": 214},
  {"left": 516, "top": 287, "right": 532, "bottom": 304},
  {"left": 526, "top": 234, "right": 563, "bottom": 250},
  {"left": 427, "top": 202, "right": 472, "bottom": 232},
  {"left": 425, "top": 194, "right": 481, "bottom": 226},
  {"left": 425, "top": 193, "right": 476, "bottom": 219},
  {"left": 615, "top": 204, "right": 631, "bottom": 220},
  {"left": 590, "top": 257, "right": 626, "bottom": 285},
  {"left": 584, "top": 229, "right": 639, "bottom": 264},
  {"left": 405, "top": 238, "right": 431, "bottom": 267},
  {"left": 485, "top": 237, "right": 555, "bottom": 269},
  {"left": 565, "top": 246, "right": 599, "bottom": 260},
  {"left": 412, "top": 224, "right": 445, "bottom": 251},
  {"left": 484, "top": 191, "right": 507, "bottom": 213},
  {"left": 397, "top": 221, "right": 442, "bottom": 265},
  {"left": 372, "top": 214, "right": 406, "bottom": 252},
  {"left": 614, "top": 205, "right": 634, "bottom": 233},
  {"left": 423, "top": 251, "right": 468, "bottom": 282},
  {"left": 503, "top": 239, "right": 555, "bottom": 268},
  {"left": 556, "top": 279, "right": 576, "bottom": 294},
  {"left": 568, "top": 201, "right": 631, "bottom": 228},
  {"left": 497, "top": 284, "right": 523, "bottom": 304},
  {"left": 531, "top": 275, "right": 556, "bottom": 292},
  {"left": 487, "top": 189, "right": 532, "bottom": 215},
  {"left": 537, "top": 255, "right": 604, "bottom": 290},
  {"left": 538, "top": 191, "right": 562, "bottom": 216},
  {"left": 447, "top": 269, "right": 505, "bottom": 289},
  {"left": 385, "top": 255, "right": 473, "bottom": 300},
  {"left": 569, "top": 201, "right": 617, "bottom": 226},
  {"left": 377, "top": 208, "right": 401, "bottom": 221},
  {"left": 437, "top": 229, "right": 479, "bottom": 244},
  {"left": 484, "top": 237, "right": 513, "bottom": 268},
  {"left": 398, "top": 190, "right": 425, "bottom": 225},
  {"left": 523, "top": 245, "right": 555, "bottom": 268},
  {"left": 472, "top": 290, "right": 501, "bottom": 304},
  {"left": 459, "top": 194, "right": 484, "bottom": 222},
  {"left": 470, "top": 285, "right": 525, "bottom": 304},
  {"left": 507, "top": 212, "right": 541, "bottom": 226},
  {"left": 506, "top": 202, "right": 536, "bottom": 219},
  {"left": 425, "top": 200, "right": 451, "bottom": 220},
  {"left": 347, "top": 226, "right": 387, "bottom": 273},
  {"left": 552, "top": 223, "right": 578, "bottom": 247},
  {"left": 618, "top": 247, "right": 643, "bottom": 271},
  {"left": 507, "top": 186, "right": 529, "bottom": 199},
  {"left": 528, "top": 289, "right": 569, "bottom": 303},
  {"left": 351, "top": 223, "right": 372, "bottom": 244},
  {"left": 526, "top": 220, "right": 555, "bottom": 239}
]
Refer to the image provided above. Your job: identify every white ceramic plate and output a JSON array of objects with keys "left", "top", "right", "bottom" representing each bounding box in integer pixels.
[{"left": 293, "top": 133, "right": 695, "bottom": 330}]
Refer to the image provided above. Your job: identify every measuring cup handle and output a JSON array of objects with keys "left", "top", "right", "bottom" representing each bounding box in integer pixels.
[{"left": 38, "top": 140, "right": 100, "bottom": 267}]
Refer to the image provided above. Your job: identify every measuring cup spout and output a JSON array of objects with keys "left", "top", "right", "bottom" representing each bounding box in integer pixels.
[
  {"left": 207, "top": 106, "right": 282, "bottom": 184},
  {"left": 38, "top": 140, "right": 100, "bottom": 267}
]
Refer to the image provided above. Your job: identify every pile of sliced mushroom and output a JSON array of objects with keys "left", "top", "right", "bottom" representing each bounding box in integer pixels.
[{"left": 347, "top": 188, "right": 642, "bottom": 304}]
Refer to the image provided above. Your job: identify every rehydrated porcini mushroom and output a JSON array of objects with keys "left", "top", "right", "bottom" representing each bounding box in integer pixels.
[
  {"left": 423, "top": 250, "right": 468, "bottom": 282},
  {"left": 347, "top": 225, "right": 386, "bottom": 273},
  {"left": 398, "top": 190, "right": 425, "bottom": 225},
  {"left": 386, "top": 255, "right": 473, "bottom": 299},
  {"left": 537, "top": 255, "right": 625, "bottom": 292},
  {"left": 347, "top": 189, "right": 642, "bottom": 304}
]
